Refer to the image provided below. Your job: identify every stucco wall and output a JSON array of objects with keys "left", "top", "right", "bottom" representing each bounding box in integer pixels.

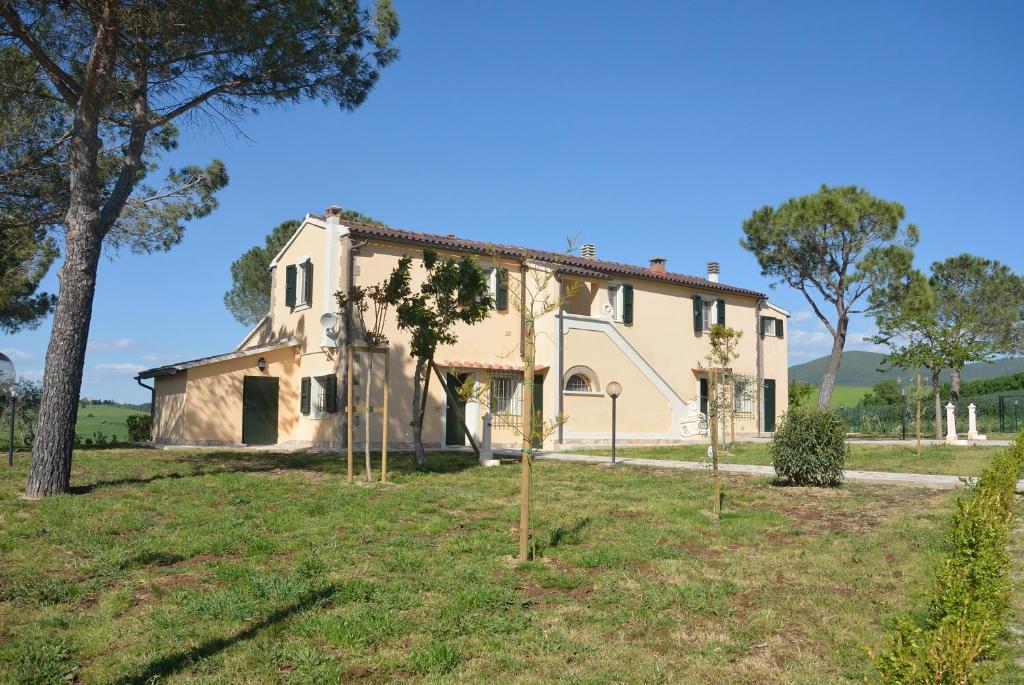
[
  {"left": 152, "top": 372, "right": 187, "bottom": 443},
  {"left": 157, "top": 218, "right": 788, "bottom": 447},
  {"left": 561, "top": 327, "right": 671, "bottom": 435}
]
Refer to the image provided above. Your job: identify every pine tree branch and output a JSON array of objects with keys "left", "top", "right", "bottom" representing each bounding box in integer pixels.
[{"left": 0, "top": 3, "right": 82, "bottom": 103}]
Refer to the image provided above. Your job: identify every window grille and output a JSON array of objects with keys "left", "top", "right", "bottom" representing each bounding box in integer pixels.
[
  {"left": 731, "top": 374, "right": 754, "bottom": 416},
  {"left": 565, "top": 374, "right": 591, "bottom": 392},
  {"left": 490, "top": 372, "right": 522, "bottom": 426}
]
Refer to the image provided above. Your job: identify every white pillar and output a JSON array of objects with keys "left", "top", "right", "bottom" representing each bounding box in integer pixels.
[
  {"left": 945, "top": 402, "right": 958, "bottom": 444},
  {"left": 966, "top": 403, "right": 986, "bottom": 440},
  {"left": 480, "top": 412, "right": 499, "bottom": 466}
]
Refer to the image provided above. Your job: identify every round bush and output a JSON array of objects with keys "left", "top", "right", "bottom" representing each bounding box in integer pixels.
[{"left": 770, "top": 407, "right": 848, "bottom": 486}]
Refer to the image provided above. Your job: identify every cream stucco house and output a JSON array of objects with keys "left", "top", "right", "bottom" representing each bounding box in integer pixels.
[{"left": 137, "top": 207, "right": 789, "bottom": 450}]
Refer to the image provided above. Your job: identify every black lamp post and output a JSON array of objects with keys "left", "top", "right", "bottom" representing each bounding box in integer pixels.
[
  {"left": 901, "top": 387, "right": 907, "bottom": 441},
  {"left": 7, "top": 387, "right": 18, "bottom": 468},
  {"left": 606, "top": 381, "right": 622, "bottom": 464}
]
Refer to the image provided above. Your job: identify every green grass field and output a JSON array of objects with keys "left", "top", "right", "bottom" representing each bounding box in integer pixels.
[
  {"left": 7, "top": 448, "right": 1019, "bottom": 683},
  {"left": 575, "top": 442, "right": 1001, "bottom": 477},
  {"left": 75, "top": 404, "right": 146, "bottom": 443},
  {"left": 808, "top": 385, "right": 871, "bottom": 408}
]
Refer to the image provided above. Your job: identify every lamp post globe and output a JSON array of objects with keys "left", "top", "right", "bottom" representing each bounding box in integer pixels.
[{"left": 606, "top": 381, "right": 622, "bottom": 464}]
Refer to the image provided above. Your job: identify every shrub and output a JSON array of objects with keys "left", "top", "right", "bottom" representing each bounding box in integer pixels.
[
  {"left": 869, "top": 433, "right": 1024, "bottom": 683},
  {"left": 126, "top": 414, "right": 151, "bottom": 442},
  {"left": 769, "top": 407, "right": 847, "bottom": 486}
]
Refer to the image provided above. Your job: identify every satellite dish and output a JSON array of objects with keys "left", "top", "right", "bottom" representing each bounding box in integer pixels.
[
  {"left": 319, "top": 312, "right": 339, "bottom": 339},
  {"left": 0, "top": 352, "right": 15, "bottom": 393}
]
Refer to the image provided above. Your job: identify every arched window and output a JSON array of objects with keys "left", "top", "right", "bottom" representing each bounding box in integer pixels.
[
  {"left": 563, "top": 366, "right": 599, "bottom": 393},
  {"left": 566, "top": 374, "right": 591, "bottom": 392}
]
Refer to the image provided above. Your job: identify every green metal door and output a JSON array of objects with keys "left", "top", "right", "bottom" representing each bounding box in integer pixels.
[
  {"left": 531, "top": 373, "right": 544, "bottom": 449},
  {"left": 445, "top": 373, "right": 468, "bottom": 446},
  {"left": 242, "top": 376, "right": 279, "bottom": 445},
  {"left": 763, "top": 379, "right": 776, "bottom": 433}
]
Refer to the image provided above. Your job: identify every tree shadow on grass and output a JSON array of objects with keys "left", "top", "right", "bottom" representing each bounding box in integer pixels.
[
  {"left": 70, "top": 449, "right": 483, "bottom": 494},
  {"left": 112, "top": 584, "right": 336, "bottom": 685}
]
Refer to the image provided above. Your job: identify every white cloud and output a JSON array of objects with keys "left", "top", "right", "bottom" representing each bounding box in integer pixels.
[
  {"left": 791, "top": 310, "right": 813, "bottom": 324},
  {"left": 140, "top": 353, "right": 172, "bottom": 362},
  {"left": 92, "top": 362, "right": 145, "bottom": 373},
  {"left": 88, "top": 337, "right": 136, "bottom": 353},
  {"left": 0, "top": 347, "right": 34, "bottom": 361}
]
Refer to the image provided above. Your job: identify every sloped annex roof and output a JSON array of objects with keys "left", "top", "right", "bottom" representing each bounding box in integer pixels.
[
  {"left": 135, "top": 339, "right": 300, "bottom": 379},
  {"left": 303, "top": 214, "right": 766, "bottom": 299}
]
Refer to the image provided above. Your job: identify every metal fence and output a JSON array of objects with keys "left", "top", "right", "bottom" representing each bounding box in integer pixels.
[{"left": 835, "top": 395, "right": 1015, "bottom": 438}]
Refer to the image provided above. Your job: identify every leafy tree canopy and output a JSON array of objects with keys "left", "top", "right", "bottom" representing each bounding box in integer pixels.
[
  {"left": 225, "top": 210, "right": 385, "bottom": 327},
  {"left": 0, "top": 225, "right": 58, "bottom": 333},
  {"left": 741, "top": 184, "right": 918, "bottom": 408},
  {"left": 860, "top": 379, "right": 903, "bottom": 406},
  {"left": 1, "top": 0, "right": 400, "bottom": 497}
]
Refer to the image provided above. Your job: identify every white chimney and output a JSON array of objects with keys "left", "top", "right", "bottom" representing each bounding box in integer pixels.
[
  {"left": 707, "top": 261, "right": 720, "bottom": 283},
  {"left": 581, "top": 243, "right": 596, "bottom": 258},
  {"left": 322, "top": 206, "right": 344, "bottom": 347}
]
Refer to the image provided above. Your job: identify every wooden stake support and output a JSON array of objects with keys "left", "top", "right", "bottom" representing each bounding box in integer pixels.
[
  {"left": 345, "top": 344, "right": 391, "bottom": 483},
  {"left": 429, "top": 359, "right": 480, "bottom": 459},
  {"left": 347, "top": 345, "right": 354, "bottom": 484}
]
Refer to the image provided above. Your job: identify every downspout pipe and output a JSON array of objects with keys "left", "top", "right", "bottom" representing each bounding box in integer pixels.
[
  {"left": 556, "top": 273, "right": 564, "bottom": 446},
  {"left": 134, "top": 375, "right": 155, "bottom": 429},
  {"left": 755, "top": 297, "right": 765, "bottom": 435}
]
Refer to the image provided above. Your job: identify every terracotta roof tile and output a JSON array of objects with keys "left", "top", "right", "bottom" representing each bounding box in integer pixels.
[{"left": 313, "top": 215, "right": 766, "bottom": 298}]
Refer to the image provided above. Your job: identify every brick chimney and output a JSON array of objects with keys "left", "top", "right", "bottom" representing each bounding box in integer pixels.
[
  {"left": 707, "top": 261, "right": 720, "bottom": 283},
  {"left": 581, "top": 243, "right": 596, "bottom": 258},
  {"left": 649, "top": 257, "right": 667, "bottom": 273}
]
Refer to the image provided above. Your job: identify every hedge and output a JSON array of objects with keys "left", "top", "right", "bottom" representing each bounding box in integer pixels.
[{"left": 869, "top": 433, "right": 1024, "bottom": 683}]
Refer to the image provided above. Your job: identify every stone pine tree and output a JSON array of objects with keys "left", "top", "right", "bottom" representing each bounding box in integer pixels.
[
  {"left": 392, "top": 250, "right": 492, "bottom": 467},
  {"left": 741, "top": 185, "right": 918, "bottom": 409},
  {"left": 1, "top": 1, "right": 400, "bottom": 497},
  {"left": 225, "top": 211, "right": 385, "bottom": 327},
  {"left": 928, "top": 254, "right": 1024, "bottom": 406},
  {"left": 224, "top": 220, "right": 300, "bottom": 328},
  {"left": 0, "top": 225, "right": 58, "bottom": 333},
  {"left": 872, "top": 255, "right": 1024, "bottom": 435}
]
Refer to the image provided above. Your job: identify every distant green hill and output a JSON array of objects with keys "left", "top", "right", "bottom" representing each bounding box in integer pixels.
[{"left": 789, "top": 351, "right": 1024, "bottom": 387}]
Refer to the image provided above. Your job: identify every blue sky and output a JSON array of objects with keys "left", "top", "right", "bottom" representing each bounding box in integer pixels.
[{"left": 2, "top": 0, "right": 1022, "bottom": 402}]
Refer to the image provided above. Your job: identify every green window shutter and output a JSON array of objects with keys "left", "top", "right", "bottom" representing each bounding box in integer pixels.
[
  {"left": 775, "top": 318, "right": 784, "bottom": 339},
  {"left": 693, "top": 295, "right": 703, "bottom": 332},
  {"left": 300, "top": 377, "right": 311, "bottom": 414},
  {"left": 759, "top": 316, "right": 768, "bottom": 336},
  {"left": 324, "top": 375, "right": 337, "bottom": 413},
  {"left": 716, "top": 299, "right": 726, "bottom": 327},
  {"left": 303, "top": 259, "right": 313, "bottom": 305},
  {"left": 285, "top": 265, "right": 297, "bottom": 308},
  {"left": 495, "top": 268, "right": 509, "bottom": 311},
  {"left": 622, "top": 284, "right": 634, "bottom": 324}
]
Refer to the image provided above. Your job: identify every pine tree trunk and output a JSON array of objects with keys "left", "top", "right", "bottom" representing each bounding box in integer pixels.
[
  {"left": 25, "top": 222, "right": 104, "bottom": 497},
  {"left": 931, "top": 366, "right": 942, "bottom": 440},
  {"left": 949, "top": 367, "right": 962, "bottom": 408},
  {"left": 410, "top": 357, "right": 428, "bottom": 467},
  {"left": 817, "top": 315, "right": 848, "bottom": 410}
]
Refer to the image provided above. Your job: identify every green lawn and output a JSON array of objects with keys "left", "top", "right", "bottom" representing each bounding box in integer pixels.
[
  {"left": 75, "top": 404, "right": 146, "bottom": 443},
  {"left": 2, "top": 447, "right": 1013, "bottom": 683},
  {"left": 574, "top": 442, "right": 1000, "bottom": 477},
  {"left": 809, "top": 385, "right": 872, "bottom": 408}
]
